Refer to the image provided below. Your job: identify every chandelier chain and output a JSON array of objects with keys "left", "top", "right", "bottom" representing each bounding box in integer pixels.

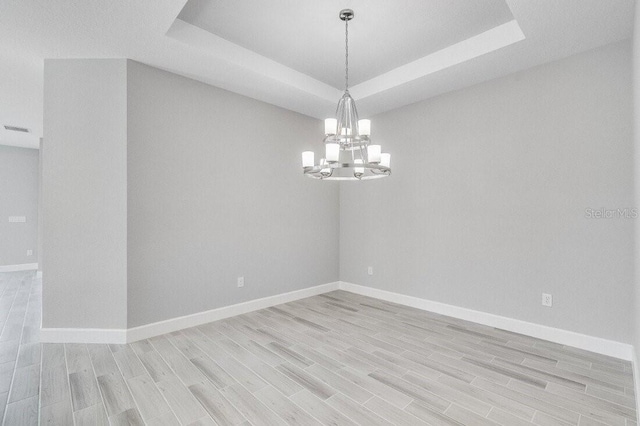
[{"left": 345, "top": 17, "right": 349, "bottom": 91}]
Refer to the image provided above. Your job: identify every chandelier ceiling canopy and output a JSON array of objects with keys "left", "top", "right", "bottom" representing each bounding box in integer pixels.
[{"left": 301, "top": 9, "right": 391, "bottom": 181}]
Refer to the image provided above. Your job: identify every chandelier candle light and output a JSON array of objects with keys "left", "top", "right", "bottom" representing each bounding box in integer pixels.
[{"left": 301, "top": 9, "right": 391, "bottom": 180}]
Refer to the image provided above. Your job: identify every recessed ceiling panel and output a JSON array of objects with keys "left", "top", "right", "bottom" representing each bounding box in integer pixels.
[
  {"left": 0, "top": 0, "right": 634, "bottom": 143},
  {"left": 178, "top": 0, "right": 515, "bottom": 89}
]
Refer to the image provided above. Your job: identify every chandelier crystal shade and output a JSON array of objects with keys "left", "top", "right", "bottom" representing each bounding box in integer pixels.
[{"left": 301, "top": 9, "right": 391, "bottom": 180}]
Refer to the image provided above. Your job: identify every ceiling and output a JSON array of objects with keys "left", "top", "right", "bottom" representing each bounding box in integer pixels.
[
  {"left": 0, "top": 0, "right": 635, "bottom": 149},
  {"left": 178, "top": 0, "right": 515, "bottom": 88}
]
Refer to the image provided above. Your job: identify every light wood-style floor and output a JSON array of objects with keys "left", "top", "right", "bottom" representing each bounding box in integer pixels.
[{"left": 0, "top": 271, "right": 637, "bottom": 425}]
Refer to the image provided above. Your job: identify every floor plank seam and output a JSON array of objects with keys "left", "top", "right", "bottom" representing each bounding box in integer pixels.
[
  {"left": 62, "top": 343, "right": 77, "bottom": 425},
  {"left": 127, "top": 338, "right": 182, "bottom": 425},
  {"left": 0, "top": 274, "right": 22, "bottom": 426},
  {"left": 87, "top": 342, "right": 109, "bottom": 425},
  {"left": 3, "top": 274, "right": 37, "bottom": 425}
]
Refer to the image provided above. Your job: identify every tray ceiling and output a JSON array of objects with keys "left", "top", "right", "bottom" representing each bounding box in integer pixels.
[
  {"left": 178, "top": 0, "right": 516, "bottom": 88},
  {"left": 0, "top": 0, "right": 634, "bottom": 149}
]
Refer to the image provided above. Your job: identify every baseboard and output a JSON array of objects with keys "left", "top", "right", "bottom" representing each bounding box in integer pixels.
[
  {"left": 633, "top": 347, "right": 640, "bottom": 415},
  {"left": 338, "top": 282, "right": 633, "bottom": 361},
  {"left": 37, "top": 279, "right": 633, "bottom": 361},
  {"left": 40, "top": 281, "right": 341, "bottom": 344},
  {"left": 0, "top": 263, "right": 38, "bottom": 272},
  {"left": 127, "top": 281, "right": 340, "bottom": 342},
  {"left": 40, "top": 327, "right": 127, "bottom": 344}
]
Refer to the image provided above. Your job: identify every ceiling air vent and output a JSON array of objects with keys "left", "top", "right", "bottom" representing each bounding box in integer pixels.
[{"left": 4, "top": 125, "right": 30, "bottom": 133}]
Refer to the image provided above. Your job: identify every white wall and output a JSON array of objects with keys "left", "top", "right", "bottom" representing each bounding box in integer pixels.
[
  {"left": 43, "top": 59, "right": 128, "bottom": 329},
  {"left": 0, "top": 145, "right": 39, "bottom": 266},
  {"left": 126, "top": 61, "right": 339, "bottom": 327},
  {"left": 340, "top": 40, "right": 634, "bottom": 344}
]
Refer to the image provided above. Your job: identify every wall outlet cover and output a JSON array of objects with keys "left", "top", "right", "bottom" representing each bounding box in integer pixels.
[{"left": 542, "top": 293, "right": 553, "bottom": 307}]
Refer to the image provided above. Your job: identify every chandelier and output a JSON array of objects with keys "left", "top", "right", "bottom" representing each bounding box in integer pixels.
[{"left": 301, "top": 9, "right": 391, "bottom": 180}]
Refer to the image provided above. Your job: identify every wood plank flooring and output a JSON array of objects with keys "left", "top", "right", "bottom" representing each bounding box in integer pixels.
[{"left": 0, "top": 270, "right": 636, "bottom": 425}]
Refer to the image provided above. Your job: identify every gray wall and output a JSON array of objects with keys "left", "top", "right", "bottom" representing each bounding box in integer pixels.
[
  {"left": 41, "top": 58, "right": 338, "bottom": 331},
  {"left": 41, "top": 43, "right": 632, "bottom": 346},
  {"left": 340, "top": 40, "right": 634, "bottom": 343},
  {"left": 633, "top": 0, "right": 640, "bottom": 395},
  {"left": 38, "top": 138, "right": 43, "bottom": 273},
  {"left": 126, "top": 61, "right": 339, "bottom": 327},
  {"left": 0, "top": 145, "right": 39, "bottom": 266},
  {"left": 43, "top": 59, "right": 128, "bottom": 329}
]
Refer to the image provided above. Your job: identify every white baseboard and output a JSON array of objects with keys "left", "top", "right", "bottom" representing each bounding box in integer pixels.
[
  {"left": 633, "top": 347, "right": 640, "bottom": 415},
  {"left": 40, "top": 327, "right": 127, "bottom": 344},
  {"left": 37, "top": 279, "right": 634, "bottom": 362},
  {"left": 338, "top": 282, "right": 633, "bottom": 361},
  {"left": 39, "top": 281, "right": 341, "bottom": 344},
  {"left": 0, "top": 263, "right": 38, "bottom": 272},
  {"left": 127, "top": 281, "right": 340, "bottom": 343}
]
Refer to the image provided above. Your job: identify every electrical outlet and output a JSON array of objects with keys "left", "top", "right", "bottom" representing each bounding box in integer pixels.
[
  {"left": 542, "top": 293, "right": 552, "bottom": 307},
  {"left": 367, "top": 266, "right": 373, "bottom": 275},
  {"left": 237, "top": 276, "right": 244, "bottom": 288},
  {"left": 26, "top": 250, "right": 33, "bottom": 256}
]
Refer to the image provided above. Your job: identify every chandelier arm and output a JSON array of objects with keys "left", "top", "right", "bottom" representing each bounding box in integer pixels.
[
  {"left": 304, "top": 162, "right": 390, "bottom": 180},
  {"left": 355, "top": 143, "right": 365, "bottom": 166},
  {"left": 370, "top": 168, "right": 391, "bottom": 175},
  {"left": 357, "top": 146, "right": 366, "bottom": 179},
  {"left": 321, "top": 167, "right": 334, "bottom": 179}
]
